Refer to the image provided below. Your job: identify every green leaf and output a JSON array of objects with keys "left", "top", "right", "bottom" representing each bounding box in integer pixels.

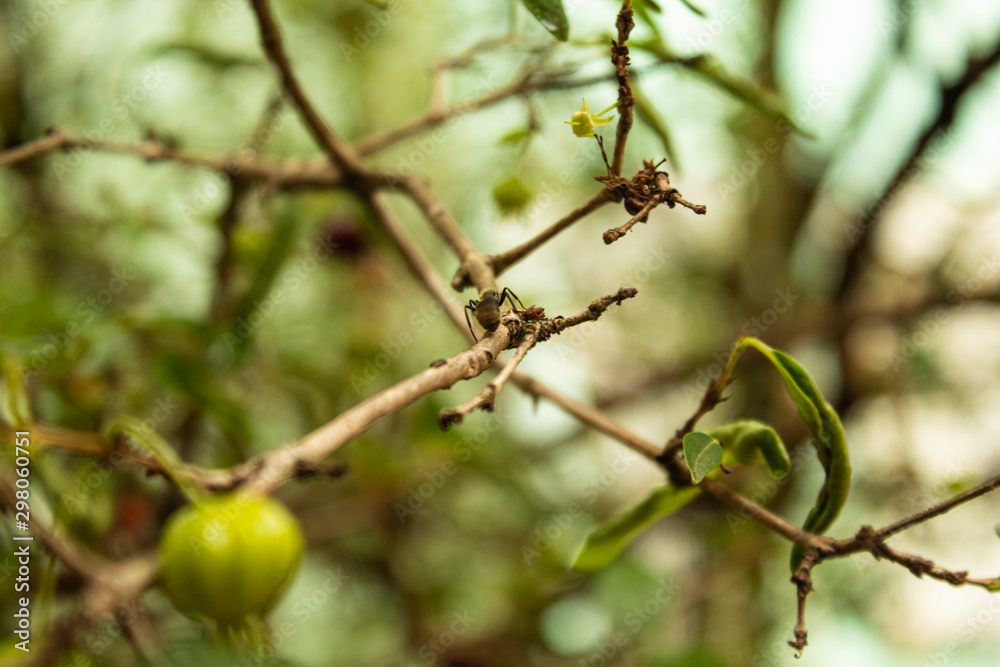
[
  {"left": 633, "top": 0, "right": 664, "bottom": 41},
  {"left": 520, "top": 0, "right": 569, "bottom": 41},
  {"left": 499, "top": 128, "right": 533, "bottom": 144},
  {"left": 682, "top": 432, "right": 722, "bottom": 484},
  {"left": 629, "top": 40, "right": 808, "bottom": 134},
  {"left": 0, "top": 359, "right": 33, "bottom": 428},
  {"left": 572, "top": 485, "right": 701, "bottom": 572},
  {"left": 738, "top": 338, "right": 851, "bottom": 571},
  {"left": 633, "top": 83, "right": 681, "bottom": 174},
  {"left": 676, "top": 0, "right": 706, "bottom": 17},
  {"left": 709, "top": 420, "right": 790, "bottom": 478}
]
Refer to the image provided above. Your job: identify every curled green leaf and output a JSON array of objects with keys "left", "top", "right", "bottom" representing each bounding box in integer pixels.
[
  {"left": 520, "top": 0, "right": 569, "bottom": 41},
  {"left": 105, "top": 415, "right": 205, "bottom": 505},
  {"left": 736, "top": 338, "right": 851, "bottom": 571},
  {"left": 572, "top": 485, "right": 701, "bottom": 573},
  {"left": 709, "top": 419, "right": 790, "bottom": 478},
  {"left": 683, "top": 431, "right": 723, "bottom": 484}
]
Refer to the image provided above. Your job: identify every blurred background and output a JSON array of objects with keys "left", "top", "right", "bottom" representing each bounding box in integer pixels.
[{"left": 2, "top": 0, "right": 1000, "bottom": 664}]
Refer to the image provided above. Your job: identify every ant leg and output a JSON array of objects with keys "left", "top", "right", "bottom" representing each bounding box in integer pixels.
[
  {"left": 498, "top": 288, "right": 526, "bottom": 312},
  {"left": 464, "top": 304, "right": 479, "bottom": 342}
]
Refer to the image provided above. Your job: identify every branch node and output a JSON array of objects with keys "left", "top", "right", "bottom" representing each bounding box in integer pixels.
[
  {"left": 293, "top": 460, "right": 348, "bottom": 481},
  {"left": 438, "top": 410, "right": 463, "bottom": 430},
  {"left": 599, "top": 161, "right": 706, "bottom": 244}
]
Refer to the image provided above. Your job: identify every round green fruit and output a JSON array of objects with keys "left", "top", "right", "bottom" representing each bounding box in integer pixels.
[
  {"left": 158, "top": 493, "right": 305, "bottom": 623},
  {"left": 493, "top": 177, "right": 532, "bottom": 214}
]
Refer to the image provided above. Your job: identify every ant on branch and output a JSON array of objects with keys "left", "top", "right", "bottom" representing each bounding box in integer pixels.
[{"left": 464, "top": 287, "right": 526, "bottom": 342}]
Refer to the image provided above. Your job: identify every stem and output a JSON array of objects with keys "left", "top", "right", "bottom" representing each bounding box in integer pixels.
[
  {"left": 440, "top": 326, "right": 539, "bottom": 428},
  {"left": 876, "top": 472, "right": 1000, "bottom": 541},
  {"left": 248, "top": 0, "right": 367, "bottom": 177},
  {"left": 104, "top": 416, "right": 206, "bottom": 504}
]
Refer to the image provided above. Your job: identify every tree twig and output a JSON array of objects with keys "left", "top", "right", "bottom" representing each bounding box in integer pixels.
[
  {"left": 452, "top": 190, "right": 614, "bottom": 290},
  {"left": 359, "top": 72, "right": 534, "bottom": 155},
  {"left": 399, "top": 176, "right": 496, "bottom": 293},
  {"left": 610, "top": 1, "right": 636, "bottom": 177},
  {"left": 248, "top": 0, "right": 367, "bottom": 179},
  {"left": 0, "top": 129, "right": 363, "bottom": 189},
  {"left": 868, "top": 541, "right": 999, "bottom": 589},
  {"left": 507, "top": 371, "right": 663, "bottom": 461},
  {"left": 787, "top": 549, "right": 819, "bottom": 656},
  {"left": 697, "top": 479, "right": 831, "bottom": 552},
  {"left": 440, "top": 325, "right": 540, "bottom": 428},
  {"left": 874, "top": 471, "right": 1000, "bottom": 542},
  {"left": 836, "top": 36, "right": 1000, "bottom": 300},
  {"left": 600, "top": 166, "right": 707, "bottom": 245},
  {"left": 240, "top": 288, "right": 639, "bottom": 494},
  {"left": 0, "top": 477, "right": 101, "bottom": 579},
  {"left": 603, "top": 196, "right": 658, "bottom": 245}
]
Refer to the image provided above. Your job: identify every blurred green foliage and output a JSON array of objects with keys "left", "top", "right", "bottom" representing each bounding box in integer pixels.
[{"left": 2, "top": 0, "right": 1000, "bottom": 665}]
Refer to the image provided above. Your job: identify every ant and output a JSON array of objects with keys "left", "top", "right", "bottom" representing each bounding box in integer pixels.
[{"left": 464, "top": 287, "right": 526, "bottom": 342}]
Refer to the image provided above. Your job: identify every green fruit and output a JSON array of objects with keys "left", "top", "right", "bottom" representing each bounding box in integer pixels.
[
  {"left": 493, "top": 177, "right": 533, "bottom": 214},
  {"left": 158, "top": 493, "right": 305, "bottom": 623}
]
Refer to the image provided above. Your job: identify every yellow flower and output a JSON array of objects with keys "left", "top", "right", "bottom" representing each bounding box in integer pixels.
[{"left": 564, "top": 98, "right": 617, "bottom": 138}]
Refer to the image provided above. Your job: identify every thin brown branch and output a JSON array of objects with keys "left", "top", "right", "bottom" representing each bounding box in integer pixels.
[
  {"left": 359, "top": 73, "right": 533, "bottom": 155},
  {"left": 0, "top": 131, "right": 64, "bottom": 166},
  {"left": 530, "top": 287, "right": 639, "bottom": 342},
  {"left": 603, "top": 195, "right": 657, "bottom": 245},
  {"left": 0, "top": 129, "right": 360, "bottom": 190},
  {"left": 0, "top": 421, "right": 251, "bottom": 491},
  {"left": 660, "top": 376, "right": 735, "bottom": 461},
  {"left": 0, "top": 477, "right": 101, "bottom": 579},
  {"left": 399, "top": 177, "right": 496, "bottom": 293},
  {"left": 507, "top": 371, "right": 662, "bottom": 461},
  {"left": 869, "top": 542, "right": 999, "bottom": 589},
  {"left": 365, "top": 194, "right": 469, "bottom": 330},
  {"left": 698, "top": 479, "right": 831, "bottom": 552},
  {"left": 248, "top": 0, "right": 367, "bottom": 178},
  {"left": 209, "top": 175, "right": 250, "bottom": 324},
  {"left": 453, "top": 189, "right": 614, "bottom": 290},
  {"left": 241, "top": 286, "right": 641, "bottom": 493},
  {"left": 30, "top": 555, "right": 159, "bottom": 667},
  {"left": 242, "top": 328, "right": 514, "bottom": 494},
  {"left": 787, "top": 549, "right": 819, "bottom": 656},
  {"left": 440, "top": 325, "right": 540, "bottom": 428},
  {"left": 837, "top": 36, "right": 1000, "bottom": 300},
  {"left": 358, "top": 58, "right": 703, "bottom": 157},
  {"left": 600, "top": 166, "right": 707, "bottom": 245},
  {"left": 122, "top": 609, "right": 164, "bottom": 664},
  {"left": 463, "top": 190, "right": 614, "bottom": 289},
  {"left": 610, "top": 1, "right": 636, "bottom": 177},
  {"left": 874, "top": 471, "right": 1000, "bottom": 542}
]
